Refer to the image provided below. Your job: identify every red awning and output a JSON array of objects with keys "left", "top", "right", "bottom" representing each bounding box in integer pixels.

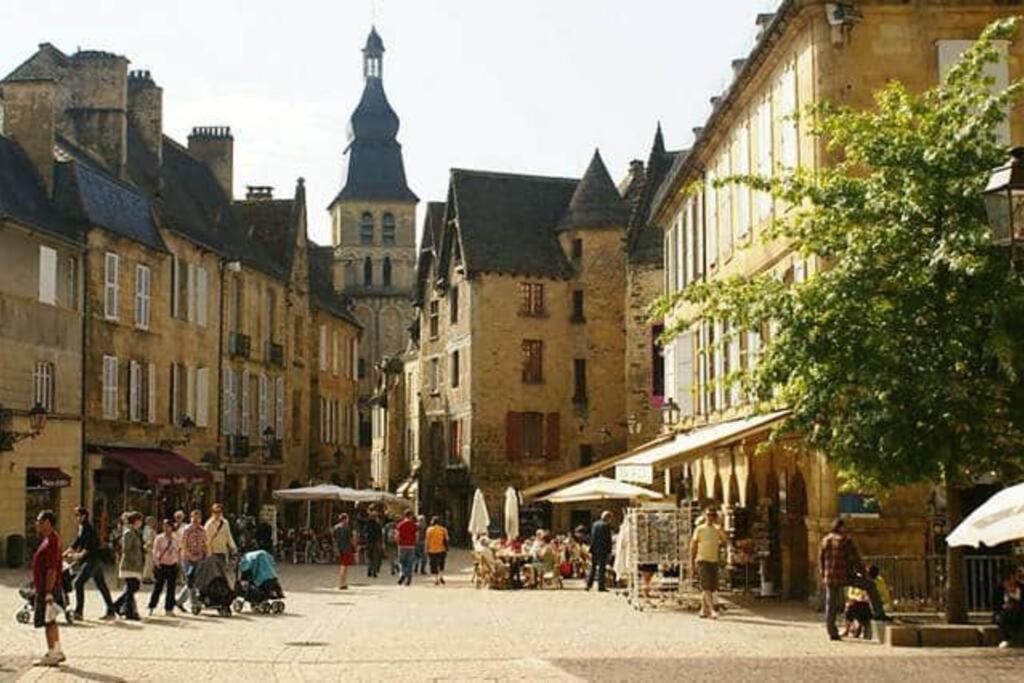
[
  {"left": 26, "top": 467, "right": 71, "bottom": 488},
  {"left": 100, "top": 448, "right": 211, "bottom": 486}
]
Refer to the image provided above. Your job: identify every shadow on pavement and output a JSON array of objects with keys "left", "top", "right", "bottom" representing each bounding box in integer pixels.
[{"left": 53, "top": 665, "right": 127, "bottom": 682}]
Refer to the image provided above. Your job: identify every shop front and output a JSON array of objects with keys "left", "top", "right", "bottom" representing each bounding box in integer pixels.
[{"left": 23, "top": 467, "right": 72, "bottom": 556}]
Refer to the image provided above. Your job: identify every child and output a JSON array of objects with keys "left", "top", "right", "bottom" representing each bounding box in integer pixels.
[{"left": 843, "top": 564, "right": 889, "bottom": 639}]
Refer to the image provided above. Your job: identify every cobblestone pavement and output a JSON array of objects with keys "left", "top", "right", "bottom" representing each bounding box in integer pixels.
[{"left": 1, "top": 552, "right": 1021, "bottom": 681}]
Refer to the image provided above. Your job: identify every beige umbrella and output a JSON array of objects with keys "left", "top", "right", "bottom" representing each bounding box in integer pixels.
[
  {"left": 542, "top": 476, "right": 663, "bottom": 504},
  {"left": 468, "top": 489, "right": 491, "bottom": 537},
  {"left": 504, "top": 487, "right": 520, "bottom": 541}
]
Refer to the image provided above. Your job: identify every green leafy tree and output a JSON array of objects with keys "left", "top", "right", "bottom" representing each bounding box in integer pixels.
[{"left": 652, "top": 18, "right": 1024, "bottom": 623}]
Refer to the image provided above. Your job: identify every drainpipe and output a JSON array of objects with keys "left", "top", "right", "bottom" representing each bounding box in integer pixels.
[
  {"left": 79, "top": 241, "right": 89, "bottom": 510},
  {"left": 216, "top": 258, "right": 226, "bottom": 502}
]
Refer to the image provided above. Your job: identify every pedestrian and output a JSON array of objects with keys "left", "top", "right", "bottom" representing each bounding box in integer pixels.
[
  {"left": 425, "top": 516, "right": 450, "bottom": 585},
  {"left": 690, "top": 507, "right": 728, "bottom": 619},
  {"left": 333, "top": 513, "right": 355, "bottom": 590},
  {"left": 415, "top": 515, "right": 428, "bottom": 575},
  {"left": 586, "top": 510, "right": 613, "bottom": 592},
  {"left": 204, "top": 503, "right": 237, "bottom": 562},
  {"left": 65, "top": 506, "right": 115, "bottom": 621},
  {"left": 992, "top": 565, "right": 1023, "bottom": 649},
  {"left": 364, "top": 511, "right": 383, "bottom": 578},
  {"left": 32, "top": 510, "right": 65, "bottom": 666},
  {"left": 111, "top": 511, "right": 144, "bottom": 620},
  {"left": 395, "top": 510, "right": 419, "bottom": 586},
  {"left": 820, "top": 518, "right": 891, "bottom": 641},
  {"left": 176, "top": 509, "right": 207, "bottom": 611},
  {"left": 141, "top": 516, "right": 157, "bottom": 584},
  {"left": 147, "top": 519, "right": 180, "bottom": 617}
]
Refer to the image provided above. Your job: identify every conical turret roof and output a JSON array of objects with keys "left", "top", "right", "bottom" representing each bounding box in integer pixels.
[{"left": 558, "top": 149, "right": 630, "bottom": 229}]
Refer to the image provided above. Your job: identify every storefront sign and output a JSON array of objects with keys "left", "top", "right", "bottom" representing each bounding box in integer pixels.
[
  {"left": 26, "top": 468, "right": 71, "bottom": 488},
  {"left": 615, "top": 463, "right": 654, "bottom": 485}
]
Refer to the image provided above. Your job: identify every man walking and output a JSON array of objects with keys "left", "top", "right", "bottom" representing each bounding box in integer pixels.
[
  {"left": 204, "top": 504, "right": 237, "bottom": 562},
  {"left": 395, "top": 510, "right": 419, "bottom": 586},
  {"left": 364, "top": 511, "right": 383, "bottom": 578},
  {"left": 691, "top": 507, "right": 728, "bottom": 619},
  {"left": 66, "top": 507, "right": 114, "bottom": 620},
  {"left": 176, "top": 510, "right": 207, "bottom": 611},
  {"left": 586, "top": 511, "right": 613, "bottom": 592},
  {"left": 32, "top": 510, "right": 65, "bottom": 666},
  {"left": 820, "top": 518, "right": 891, "bottom": 640}
]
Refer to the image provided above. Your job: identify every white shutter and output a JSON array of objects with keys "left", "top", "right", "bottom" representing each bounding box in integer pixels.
[
  {"left": 714, "top": 320, "right": 724, "bottom": 411},
  {"left": 276, "top": 376, "right": 285, "bottom": 437},
  {"left": 735, "top": 125, "right": 751, "bottom": 239},
  {"left": 187, "top": 262, "right": 197, "bottom": 323},
  {"left": 102, "top": 355, "right": 118, "bottom": 419},
  {"left": 258, "top": 374, "right": 268, "bottom": 433},
  {"left": 171, "top": 255, "right": 180, "bottom": 318},
  {"left": 717, "top": 153, "right": 732, "bottom": 257},
  {"left": 794, "top": 258, "right": 806, "bottom": 284},
  {"left": 129, "top": 360, "right": 140, "bottom": 422},
  {"left": 185, "top": 365, "right": 196, "bottom": 420},
  {"left": 196, "top": 266, "right": 208, "bottom": 328},
  {"left": 240, "top": 369, "right": 250, "bottom": 436},
  {"left": 38, "top": 246, "right": 57, "bottom": 305},
  {"left": 104, "top": 253, "right": 119, "bottom": 319},
  {"left": 147, "top": 363, "right": 157, "bottom": 424},
  {"left": 663, "top": 341, "right": 676, "bottom": 404},
  {"left": 170, "top": 363, "right": 180, "bottom": 425},
  {"left": 757, "top": 96, "right": 774, "bottom": 221},
  {"left": 319, "top": 324, "right": 328, "bottom": 371},
  {"left": 221, "top": 367, "right": 230, "bottom": 435},
  {"left": 939, "top": 39, "right": 1010, "bottom": 145},
  {"left": 779, "top": 61, "right": 798, "bottom": 168},
  {"left": 319, "top": 397, "right": 326, "bottom": 443},
  {"left": 135, "top": 265, "right": 150, "bottom": 329},
  {"left": 677, "top": 332, "right": 695, "bottom": 417},
  {"left": 332, "top": 330, "right": 340, "bottom": 376},
  {"left": 705, "top": 173, "right": 718, "bottom": 267},
  {"left": 196, "top": 367, "right": 209, "bottom": 428},
  {"left": 351, "top": 339, "right": 358, "bottom": 380},
  {"left": 729, "top": 323, "right": 742, "bottom": 406}
]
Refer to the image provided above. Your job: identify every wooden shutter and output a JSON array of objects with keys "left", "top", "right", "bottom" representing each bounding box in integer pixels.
[
  {"left": 240, "top": 369, "right": 250, "bottom": 436},
  {"left": 545, "top": 412, "right": 560, "bottom": 459},
  {"left": 505, "top": 411, "right": 522, "bottom": 460},
  {"left": 196, "top": 368, "right": 209, "bottom": 427},
  {"left": 171, "top": 255, "right": 180, "bottom": 318},
  {"left": 147, "top": 363, "right": 157, "bottom": 424},
  {"left": 129, "top": 361, "right": 140, "bottom": 422},
  {"left": 38, "top": 245, "right": 57, "bottom": 304},
  {"left": 275, "top": 376, "right": 285, "bottom": 437},
  {"left": 196, "top": 266, "right": 208, "bottom": 327},
  {"left": 187, "top": 262, "right": 196, "bottom": 322}
]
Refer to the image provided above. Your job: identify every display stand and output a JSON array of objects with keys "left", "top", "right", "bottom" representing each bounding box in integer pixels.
[{"left": 624, "top": 505, "right": 688, "bottom": 610}]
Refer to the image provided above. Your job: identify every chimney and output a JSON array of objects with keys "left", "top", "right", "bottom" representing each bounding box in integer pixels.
[
  {"left": 731, "top": 58, "right": 747, "bottom": 77},
  {"left": 756, "top": 13, "right": 775, "bottom": 40},
  {"left": 188, "top": 126, "right": 233, "bottom": 198},
  {"left": 245, "top": 185, "right": 274, "bottom": 200},
  {"left": 1, "top": 79, "right": 57, "bottom": 193},
  {"left": 692, "top": 127, "right": 704, "bottom": 139},
  {"left": 66, "top": 50, "right": 129, "bottom": 177},
  {"left": 127, "top": 69, "right": 162, "bottom": 167}
]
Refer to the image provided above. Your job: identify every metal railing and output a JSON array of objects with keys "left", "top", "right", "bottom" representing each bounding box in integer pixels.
[{"left": 863, "top": 554, "right": 1013, "bottom": 612}]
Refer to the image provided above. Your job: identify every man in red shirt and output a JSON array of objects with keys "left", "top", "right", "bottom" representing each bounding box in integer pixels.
[
  {"left": 32, "top": 510, "right": 65, "bottom": 666},
  {"left": 395, "top": 510, "right": 419, "bottom": 586}
]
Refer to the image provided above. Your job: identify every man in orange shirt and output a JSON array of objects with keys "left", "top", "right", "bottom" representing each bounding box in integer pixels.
[{"left": 425, "top": 516, "right": 450, "bottom": 586}]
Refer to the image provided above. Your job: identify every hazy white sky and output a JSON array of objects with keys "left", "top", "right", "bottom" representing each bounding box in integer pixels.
[{"left": 2, "top": 0, "right": 778, "bottom": 244}]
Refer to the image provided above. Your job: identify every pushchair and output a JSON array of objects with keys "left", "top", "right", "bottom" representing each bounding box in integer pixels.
[
  {"left": 189, "top": 555, "right": 234, "bottom": 617},
  {"left": 16, "top": 561, "right": 77, "bottom": 625},
  {"left": 233, "top": 550, "right": 285, "bottom": 614}
]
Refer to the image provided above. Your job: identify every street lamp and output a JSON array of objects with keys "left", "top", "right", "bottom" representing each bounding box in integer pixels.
[
  {"left": 661, "top": 398, "right": 681, "bottom": 428},
  {"left": 625, "top": 414, "right": 643, "bottom": 436},
  {"left": 0, "top": 402, "right": 48, "bottom": 451},
  {"left": 982, "top": 147, "right": 1024, "bottom": 257}
]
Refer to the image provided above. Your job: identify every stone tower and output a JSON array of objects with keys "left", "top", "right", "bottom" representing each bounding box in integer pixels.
[{"left": 329, "top": 27, "right": 418, "bottom": 407}]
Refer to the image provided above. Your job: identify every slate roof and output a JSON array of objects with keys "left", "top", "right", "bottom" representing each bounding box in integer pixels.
[
  {"left": 557, "top": 149, "right": 630, "bottom": 230},
  {"left": 443, "top": 169, "right": 578, "bottom": 279},
  {"left": 627, "top": 125, "right": 682, "bottom": 265},
  {"left": 364, "top": 26, "right": 385, "bottom": 54},
  {"left": 0, "top": 136, "right": 80, "bottom": 242},
  {"left": 54, "top": 136, "right": 165, "bottom": 252},
  {"left": 3, "top": 43, "right": 69, "bottom": 81},
  {"left": 308, "top": 243, "right": 361, "bottom": 327},
  {"left": 235, "top": 196, "right": 298, "bottom": 277},
  {"left": 414, "top": 201, "right": 447, "bottom": 305}
]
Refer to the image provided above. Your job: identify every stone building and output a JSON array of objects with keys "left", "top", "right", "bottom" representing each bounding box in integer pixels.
[
  {"left": 369, "top": 357, "right": 407, "bottom": 492},
  {"left": 0, "top": 112, "right": 84, "bottom": 561},
  {"left": 329, "top": 27, "right": 418, "bottom": 446},
  {"left": 411, "top": 152, "right": 631, "bottom": 538},
  {"left": 644, "top": 0, "right": 1024, "bottom": 600}
]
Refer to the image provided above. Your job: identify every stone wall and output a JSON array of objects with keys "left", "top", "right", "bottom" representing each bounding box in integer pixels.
[{"left": 625, "top": 261, "right": 663, "bottom": 449}]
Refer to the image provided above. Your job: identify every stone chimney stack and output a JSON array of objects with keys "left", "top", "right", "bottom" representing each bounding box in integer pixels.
[
  {"left": 0, "top": 79, "right": 57, "bottom": 193},
  {"left": 66, "top": 50, "right": 129, "bottom": 177},
  {"left": 127, "top": 69, "right": 163, "bottom": 167},
  {"left": 188, "top": 126, "right": 233, "bottom": 198}
]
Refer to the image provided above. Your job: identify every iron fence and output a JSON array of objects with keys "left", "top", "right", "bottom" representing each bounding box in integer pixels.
[{"left": 863, "top": 554, "right": 1013, "bottom": 612}]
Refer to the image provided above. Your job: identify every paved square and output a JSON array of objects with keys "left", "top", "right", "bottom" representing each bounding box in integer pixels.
[{"left": 1, "top": 552, "right": 1021, "bottom": 681}]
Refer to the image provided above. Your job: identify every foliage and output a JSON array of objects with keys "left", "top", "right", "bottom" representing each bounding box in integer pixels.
[{"left": 652, "top": 18, "right": 1024, "bottom": 491}]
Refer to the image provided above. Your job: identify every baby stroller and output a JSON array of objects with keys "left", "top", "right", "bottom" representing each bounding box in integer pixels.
[
  {"left": 16, "top": 561, "right": 77, "bottom": 625},
  {"left": 233, "top": 550, "right": 285, "bottom": 614},
  {"left": 189, "top": 555, "right": 234, "bottom": 617}
]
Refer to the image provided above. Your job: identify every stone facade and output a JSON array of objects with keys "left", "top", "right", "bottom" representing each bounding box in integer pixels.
[{"left": 309, "top": 305, "right": 360, "bottom": 485}]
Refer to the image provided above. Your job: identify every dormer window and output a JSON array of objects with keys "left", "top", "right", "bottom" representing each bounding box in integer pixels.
[{"left": 361, "top": 212, "right": 374, "bottom": 245}]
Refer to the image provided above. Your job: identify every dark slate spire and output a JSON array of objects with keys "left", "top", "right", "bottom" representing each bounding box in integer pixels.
[
  {"left": 558, "top": 149, "right": 630, "bottom": 230},
  {"left": 329, "top": 27, "right": 417, "bottom": 207},
  {"left": 652, "top": 121, "right": 666, "bottom": 156}
]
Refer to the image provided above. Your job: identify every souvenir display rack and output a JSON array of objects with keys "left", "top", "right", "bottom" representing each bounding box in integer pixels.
[{"left": 624, "top": 505, "right": 690, "bottom": 610}]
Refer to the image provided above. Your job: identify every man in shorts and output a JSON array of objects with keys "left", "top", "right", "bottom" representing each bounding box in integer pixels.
[
  {"left": 690, "top": 507, "right": 728, "bottom": 619},
  {"left": 33, "top": 510, "right": 65, "bottom": 666}
]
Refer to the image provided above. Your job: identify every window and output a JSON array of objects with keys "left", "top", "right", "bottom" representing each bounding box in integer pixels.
[
  {"left": 258, "top": 374, "right": 269, "bottom": 434},
  {"left": 104, "top": 252, "right": 119, "bottom": 320},
  {"left": 360, "top": 212, "right": 374, "bottom": 245},
  {"left": 240, "top": 369, "right": 250, "bottom": 436},
  {"left": 757, "top": 95, "right": 774, "bottom": 221},
  {"left": 839, "top": 493, "right": 881, "bottom": 518},
  {"left": 129, "top": 360, "right": 142, "bottom": 422},
  {"left": 196, "top": 266, "right": 208, "bottom": 327},
  {"left": 102, "top": 355, "right": 118, "bottom": 419},
  {"left": 58, "top": 255, "right": 76, "bottom": 309},
  {"left": 332, "top": 329, "right": 340, "bottom": 376},
  {"left": 228, "top": 276, "right": 243, "bottom": 333},
  {"left": 221, "top": 367, "right": 236, "bottom": 436},
  {"left": 170, "top": 256, "right": 186, "bottom": 320},
  {"left": 519, "top": 283, "right": 545, "bottom": 316},
  {"left": 276, "top": 376, "right": 285, "bottom": 438},
  {"left": 735, "top": 124, "right": 751, "bottom": 240},
  {"left": 449, "top": 285, "right": 459, "bottom": 324},
  {"left": 319, "top": 324, "right": 328, "bottom": 371},
  {"left": 134, "top": 264, "right": 151, "bottom": 330},
  {"left": 382, "top": 257, "right": 392, "bottom": 287},
  {"left": 428, "top": 300, "right": 439, "bottom": 339},
  {"left": 779, "top": 61, "right": 798, "bottom": 169},
  {"left": 705, "top": 172, "right": 718, "bottom": 268},
  {"left": 319, "top": 397, "right": 327, "bottom": 443},
  {"left": 450, "top": 350, "right": 460, "bottom": 388},
  {"left": 579, "top": 444, "right": 594, "bottom": 467},
  {"left": 571, "top": 238, "right": 583, "bottom": 260},
  {"left": 363, "top": 257, "right": 373, "bottom": 286},
  {"left": 358, "top": 358, "right": 367, "bottom": 379},
  {"left": 717, "top": 152, "right": 733, "bottom": 260},
  {"left": 382, "top": 212, "right": 396, "bottom": 244},
  {"left": 651, "top": 324, "right": 665, "bottom": 401},
  {"left": 939, "top": 39, "right": 1011, "bottom": 145},
  {"left": 265, "top": 288, "right": 277, "bottom": 345},
  {"left": 429, "top": 357, "right": 439, "bottom": 393},
  {"left": 666, "top": 223, "right": 676, "bottom": 294},
  {"left": 521, "top": 340, "right": 543, "bottom": 383},
  {"left": 573, "top": 358, "right": 587, "bottom": 403},
  {"left": 293, "top": 317, "right": 305, "bottom": 361},
  {"left": 571, "top": 290, "right": 585, "bottom": 323},
  {"left": 449, "top": 419, "right": 463, "bottom": 465},
  {"left": 33, "top": 362, "right": 54, "bottom": 412},
  {"left": 38, "top": 245, "right": 57, "bottom": 305},
  {"left": 522, "top": 412, "right": 544, "bottom": 458},
  {"left": 170, "top": 362, "right": 187, "bottom": 426},
  {"left": 196, "top": 367, "right": 209, "bottom": 428}
]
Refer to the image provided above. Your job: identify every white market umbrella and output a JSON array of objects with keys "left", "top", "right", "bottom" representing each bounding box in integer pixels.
[
  {"left": 541, "top": 476, "right": 664, "bottom": 504},
  {"left": 947, "top": 481, "right": 1024, "bottom": 548},
  {"left": 468, "top": 489, "right": 491, "bottom": 537},
  {"left": 272, "top": 484, "right": 348, "bottom": 501},
  {"left": 504, "top": 487, "right": 520, "bottom": 541}
]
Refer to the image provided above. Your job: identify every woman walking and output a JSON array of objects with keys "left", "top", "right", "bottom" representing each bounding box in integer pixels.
[
  {"left": 141, "top": 516, "right": 158, "bottom": 584},
  {"left": 147, "top": 519, "right": 180, "bottom": 617},
  {"left": 111, "top": 512, "right": 145, "bottom": 620},
  {"left": 333, "top": 514, "right": 356, "bottom": 590},
  {"left": 425, "top": 516, "right": 450, "bottom": 586}
]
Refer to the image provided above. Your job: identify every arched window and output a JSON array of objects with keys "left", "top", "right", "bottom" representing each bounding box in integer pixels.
[
  {"left": 383, "top": 257, "right": 392, "bottom": 286},
  {"left": 360, "top": 212, "right": 374, "bottom": 245},
  {"left": 363, "top": 257, "right": 373, "bottom": 286},
  {"left": 382, "top": 213, "right": 396, "bottom": 245}
]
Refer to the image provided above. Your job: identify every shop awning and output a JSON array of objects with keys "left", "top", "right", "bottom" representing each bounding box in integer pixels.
[
  {"left": 99, "top": 448, "right": 211, "bottom": 486},
  {"left": 26, "top": 467, "right": 71, "bottom": 488},
  {"left": 615, "top": 410, "right": 791, "bottom": 484}
]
